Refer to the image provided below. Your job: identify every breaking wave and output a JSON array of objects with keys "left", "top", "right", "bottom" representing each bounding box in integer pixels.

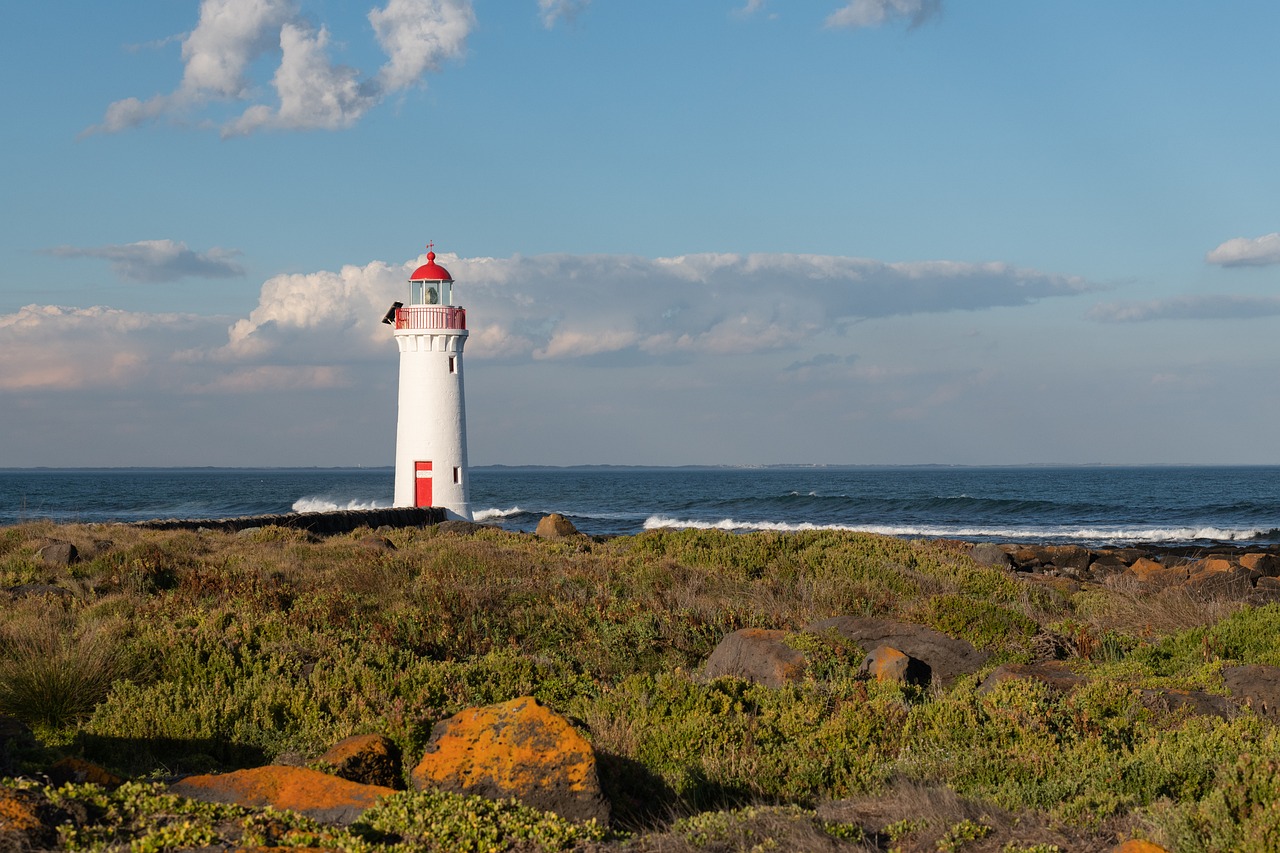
[{"left": 292, "top": 496, "right": 390, "bottom": 513}]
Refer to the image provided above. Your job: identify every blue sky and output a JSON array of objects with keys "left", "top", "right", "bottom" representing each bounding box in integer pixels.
[{"left": 2, "top": 0, "right": 1279, "bottom": 467}]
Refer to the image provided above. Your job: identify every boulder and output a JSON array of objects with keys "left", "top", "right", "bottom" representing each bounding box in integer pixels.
[
  {"left": 169, "top": 766, "right": 395, "bottom": 825},
  {"left": 1137, "top": 688, "right": 1237, "bottom": 719},
  {"left": 535, "top": 513, "right": 582, "bottom": 539},
  {"left": 1185, "top": 559, "right": 1255, "bottom": 596},
  {"left": 704, "top": 628, "right": 807, "bottom": 688},
  {"left": 1240, "top": 553, "right": 1280, "bottom": 577},
  {"left": 318, "top": 734, "right": 403, "bottom": 789},
  {"left": 978, "top": 662, "right": 1085, "bottom": 696},
  {"left": 47, "top": 757, "right": 125, "bottom": 788},
  {"left": 36, "top": 540, "right": 78, "bottom": 567},
  {"left": 807, "top": 617, "right": 988, "bottom": 687},
  {"left": 968, "top": 543, "right": 1012, "bottom": 568},
  {"left": 1112, "top": 841, "right": 1171, "bottom": 853},
  {"left": 411, "top": 696, "right": 608, "bottom": 824},
  {"left": 1222, "top": 664, "right": 1280, "bottom": 719},
  {"left": 857, "top": 644, "right": 930, "bottom": 686},
  {"left": 436, "top": 520, "right": 486, "bottom": 535},
  {"left": 1125, "top": 557, "right": 1189, "bottom": 588},
  {"left": 355, "top": 535, "right": 396, "bottom": 551}
]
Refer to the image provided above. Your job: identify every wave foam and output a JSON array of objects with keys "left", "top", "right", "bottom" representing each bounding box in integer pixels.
[
  {"left": 292, "top": 496, "right": 390, "bottom": 513},
  {"left": 641, "top": 515, "right": 1269, "bottom": 543},
  {"left": 474, "top": 506, "right": 526, "bottom": 521}
]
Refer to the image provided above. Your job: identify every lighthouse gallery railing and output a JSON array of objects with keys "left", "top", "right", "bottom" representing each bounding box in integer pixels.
[{"left": 395, "top": 306, "right": 466, "bottom": 330}]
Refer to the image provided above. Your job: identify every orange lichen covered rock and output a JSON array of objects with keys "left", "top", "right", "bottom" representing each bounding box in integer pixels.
[
  {"left": 48, "top": 757, "right": 126, "bottom": 788},
  {"left": 169, "top": 766, "right": 395, "bottom": 825},
  {"left": 411, "top": 696, "right": 608, "bottom": 823},
  {"left": 318, "top": 734, "right": 403, "bottom": 789},
  {"left": 857, "top": 644, "right": 931, "bottom": 686},
  {"left": 1126, "top": 557, "right": 1188, "bottom": 588},
  {"left": 1112, "top": 840, "right": 1170, "bottom": 853},
  {"left": 0, "top": 787, "right": 44, "bottom": 834}
]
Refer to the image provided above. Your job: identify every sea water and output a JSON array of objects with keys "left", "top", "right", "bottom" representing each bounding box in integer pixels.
[{"left": 2, "top": 466, "right": 1279, "bottom": 547}]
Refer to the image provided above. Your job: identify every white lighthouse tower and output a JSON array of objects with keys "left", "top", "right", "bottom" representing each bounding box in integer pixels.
[{"left": 387, "top": 246, "right": 472, "bottom": 519}]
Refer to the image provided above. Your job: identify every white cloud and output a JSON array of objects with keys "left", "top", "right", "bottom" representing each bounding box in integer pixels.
[
  {"left": 44, "top": 240, "right": 245, "bottom": 283},
  {"left": 1205, "top": 232, "right": 1280, "bottom": 267},
  {"left": 1088, "top": 294, "right": 1280, "bottom": 322},
  {"left": 370, "top": 0, "right": 474, "bottom": 90},
  {"left": 825, "top": 0, "right": 941, "bottom": 29},
  {"left": 87, "top": 0, "right": 474, "bottom": 136},
  {"left": 538, "top": 0, "right": 591, "bottom": 28},
  {"left": 224, "top": 23, "right": 377, "bottom": 135}
]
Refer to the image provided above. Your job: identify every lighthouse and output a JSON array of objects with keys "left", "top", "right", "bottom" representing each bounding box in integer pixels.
[{"left": 387, "top": 247, "right": 472, "bottom": 520}]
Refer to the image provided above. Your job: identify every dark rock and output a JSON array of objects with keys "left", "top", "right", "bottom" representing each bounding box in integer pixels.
[
  {"left": 1137, "top": 688, "right": 1237, "bottom": 720},
  {"left": 857, "top": 644, "right": 931, "bottom": 686},
  {"left": 6, "top": 584, "right": 71, "bottom": 600},
  {"left": 319, "top": 734, "right": 403, "bottom": 789},
  {"left": 436, "top": 520, "right": 486, "bottom": 535},
  {"left": 356, "top": 535, "right": 396, "bottom": 551},
  {"left": 1223, "top": 664, "right": 1280, "bottom": 719},
  {"left": 36, "top": 540, "right": 78, "bottom": 567},
  {"left": 704, "top": 628, "right": 807, "bottom": 688},
  {"left": 807, "top": 617, "right": 988, "bottom": 687},
  {"left": 969, "top": 543, "right": 1013, "bottom": 568},
  {"left": 411, "top": 696, "right": 608, "bottom": 824},
  {"left": 978, "top": 662, "right": 1086, "bottom": 696}
]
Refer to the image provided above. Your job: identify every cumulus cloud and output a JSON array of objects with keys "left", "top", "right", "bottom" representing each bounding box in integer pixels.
[
  {"left": 218, "top": 251, "right": 1094, "bottom": 368},
  {"left": 44, "top": 240, "right": 245, "bottom": 283},
  {"left": 0, "top": 304, "right": 224, "bottom": 391},
  {"left": 87, "top": 0, "right": 474, "bottom": 136},
  {"left": 1205, "top": 232, "right": 1280, "bottom": 267},
  {"left": 825, "top": 0, "right": 941, "bottom": 29},
  {"left": 1088, "top": 295, "right": 1280, "bottom": 323},
  {"left": 2, "top": 251, "right": 1093, "bottom": 397},
  {"left": 537, "top": 0, "right": 591, "bottom": 28}
]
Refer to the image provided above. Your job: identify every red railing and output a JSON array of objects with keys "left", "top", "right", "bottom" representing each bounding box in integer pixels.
[{"left": 395, "top": 306, "right": 466, "bottom": 330}]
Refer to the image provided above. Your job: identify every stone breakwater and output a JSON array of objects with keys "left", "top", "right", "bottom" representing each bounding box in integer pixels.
[{"left": 128, "top": 506, "right": 445, "bottom": 535}]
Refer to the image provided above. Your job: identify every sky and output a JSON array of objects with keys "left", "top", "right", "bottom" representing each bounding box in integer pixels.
[{"left": 2, "top": 0, "right": 1279, "bottom": 468}]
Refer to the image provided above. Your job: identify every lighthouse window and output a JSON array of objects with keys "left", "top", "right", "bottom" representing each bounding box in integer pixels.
[
  {"left": 448, "top": 356, "right": 456, "bottom": 374},
  {"left": 453, "top": 467, "right": 461, "bottom": 484}
]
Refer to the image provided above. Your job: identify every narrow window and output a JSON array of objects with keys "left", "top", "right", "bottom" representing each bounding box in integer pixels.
[
  {"left": 453, "top": 466, "right": 461, "bottom": 484},
  {"left": 448, "top": 356, "right": 456, "bottom": 374}
]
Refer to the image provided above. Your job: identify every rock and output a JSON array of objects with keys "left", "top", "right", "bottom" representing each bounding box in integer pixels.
[
  {"left": 318, "top": 734, "right": 403, "bottom": 789},
  {"left": 36, "top": 540, "right": 78, "bottom": 567},
  {"left": 6, "top": 583, "right": 71, "bottom": 600},
  {"left": 0, "top": 787, "right": 51, "bottom": 849},
  {"left": 1137, "top": 688, "right": 1237, "bottom": 719},
  {"left": 169, "top": 766, "right": 395, "bottom": 825},
  {"left": 1240, "top": 553, "right": 1280, "bottom": 577},
  {"left": 807, "top": 617, "right": 988, "bottom": 687},
  {"left": 436, "top": 520, "right": 486, "bottom": 535},
  {"left": 1088, "top": 553, "right": 1131, "bottom": 578},
  {"left": 1185, "top": 559, "right": 1255, "bottom": 596},
  {"left": 535, "top": 513, "right": 582, "bottom": 539},
  {"left": 47, "top": 757, "right": 125, "bottom": 788},
  {"left": 356, "top": 535, "right": 396, "bottom": 551},
  {"left": 410, "top": 696, "right": 608, "bottom": 824},
  {"left": 1223, "top": 664, "right": 1280, "bottom": 719},
  {"left": 1125, "top": 557, "right": 1189, "bottom": 588},
  {"left": 968, "top": 543, "right": 1012, "bottom": 568},
  {"left": 857, "top": 644, "right": 931, "bottom": 686},
  {"left": 704, "top": 628, "right": 807, "bottom": 688},
  {"left": 1112, "top": 841, "right": 1171, "bottom": 853},
  {"left": 978, "top": 662, "right": 1086, "bottom": 696}
]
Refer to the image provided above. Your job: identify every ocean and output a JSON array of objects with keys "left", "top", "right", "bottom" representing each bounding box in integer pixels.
[{"left": 2, "top": 465, "right": 1279, "bottom": 547}]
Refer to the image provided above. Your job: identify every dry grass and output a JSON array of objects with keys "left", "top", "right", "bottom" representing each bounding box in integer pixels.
[{"left": 1081, "top": 574, "right": 1247, "bottom": 637}]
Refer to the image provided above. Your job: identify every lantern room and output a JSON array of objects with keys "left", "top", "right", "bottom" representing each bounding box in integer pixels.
[{"left": 408, "top": 251, "right": 455, "bottom": 306}]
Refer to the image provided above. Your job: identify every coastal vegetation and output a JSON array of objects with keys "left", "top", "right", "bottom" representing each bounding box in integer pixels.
[{"left": 1, "top": 520, "right": 1279, "bottom": 850}]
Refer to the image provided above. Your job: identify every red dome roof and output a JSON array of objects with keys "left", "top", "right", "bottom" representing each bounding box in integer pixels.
[{"left": 410, "top": 251, "right": 453, "bottom": 281}]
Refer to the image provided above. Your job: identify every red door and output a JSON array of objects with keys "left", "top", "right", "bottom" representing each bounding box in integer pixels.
[{"left": 415, "top": 461, "right": 432, "bottom": 507}]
